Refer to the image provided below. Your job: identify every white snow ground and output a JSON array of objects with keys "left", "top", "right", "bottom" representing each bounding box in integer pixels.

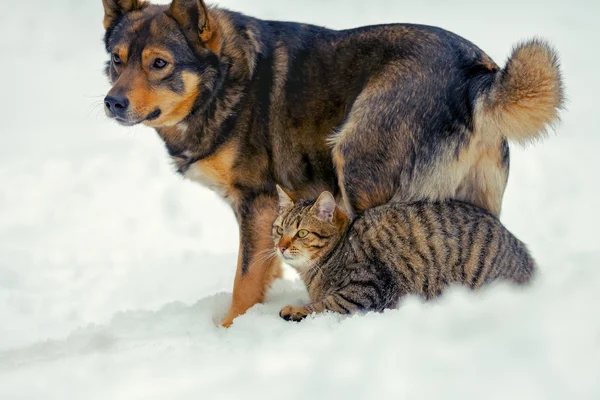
[{"left": 0, "top": 0, "right": 599, "bottom": 398}]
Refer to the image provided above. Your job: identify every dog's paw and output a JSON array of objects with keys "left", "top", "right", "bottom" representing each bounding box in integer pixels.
[{"left": 279, "top": 305, "right": 310, "bottom": 322}]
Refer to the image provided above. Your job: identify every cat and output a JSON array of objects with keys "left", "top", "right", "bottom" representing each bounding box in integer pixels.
[{"left": 272, "top": 186, "right": 536, "bottom": 321}]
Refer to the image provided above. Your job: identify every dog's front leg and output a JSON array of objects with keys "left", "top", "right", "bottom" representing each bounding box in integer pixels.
[{"left": 221, "top": 194, "right": 283, "bottom": 327}]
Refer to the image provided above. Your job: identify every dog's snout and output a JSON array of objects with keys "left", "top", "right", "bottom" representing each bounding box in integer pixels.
[{"left": 104, "top": 94, "right": 129, "bottom": 116}]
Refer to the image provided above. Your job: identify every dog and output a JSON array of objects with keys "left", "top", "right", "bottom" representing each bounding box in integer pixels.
[{"left": 101, "top": 0, "right": 563, "bottom": 326}]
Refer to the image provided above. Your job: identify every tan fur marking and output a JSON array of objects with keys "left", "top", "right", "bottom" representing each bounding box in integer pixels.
[
  {"left": 454, "top": 133, "right": 506, "bottom": 216},
  {"left": 479, "top": 53, "right": 499, "bottom": 72},
  {"left": 148, "top": 72, "right": 200, "bottom": 127},
  {"left": 222, "top": 198, "right": 283, "bottom": 327},
  {"left": 117, "top": 70, "right": 200, "bottom": 127},
  {"left": 331, "top": 146, "right": 352, "bottom": 213},
  {"left": 183, "top": 139, "right": 239, "bottom": 201},
  {"left": 469, "top": 147, "right": 506, "bottom": 215},
  {"left": 128, "top": 18, "right": 145, "bottom": 33},
  {"left": 203, "top": 14, "right": 222, "bottom": 55},
  {"left": 141, "top": 47, "right": 175, "bottom": 67},
  {"left": 113, "top": 45, "right": 129, "bottom": 65},
  {"left": 474, "top": 40, "right": 563, "bottom": 144}
]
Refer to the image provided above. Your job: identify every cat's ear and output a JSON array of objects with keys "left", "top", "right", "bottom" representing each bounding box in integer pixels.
[
  {"left": 311, "top": 191, "right": 336, "bottom": 223},
  {"left": 276, "top": 185, "right": 294, "bottom": 210}
]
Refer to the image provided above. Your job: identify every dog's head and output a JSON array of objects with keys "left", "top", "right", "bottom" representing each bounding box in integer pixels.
[{"left": 102, "top": 0, "right": 220, "bottom": 128}]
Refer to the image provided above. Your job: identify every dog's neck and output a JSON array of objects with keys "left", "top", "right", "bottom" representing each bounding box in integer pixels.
[{"left": 156, "top": 9, "right": 261, "bottom": 173}]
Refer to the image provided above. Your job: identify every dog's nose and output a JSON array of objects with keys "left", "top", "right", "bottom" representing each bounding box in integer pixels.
[{"left": 104, "top": 94, "right": 129, "bottom": 116}]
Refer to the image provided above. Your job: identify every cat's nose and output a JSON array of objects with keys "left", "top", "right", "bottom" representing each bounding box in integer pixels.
[{"left": 279, "top": 244, "right": 288, "bottom": 253}]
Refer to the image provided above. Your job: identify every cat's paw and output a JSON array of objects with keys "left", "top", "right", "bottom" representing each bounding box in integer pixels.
[{"left": 279, "top": 305, "right": 310, "bottom": 322}]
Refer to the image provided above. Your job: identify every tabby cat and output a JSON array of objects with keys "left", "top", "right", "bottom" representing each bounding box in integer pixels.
[{"left": 273, "top": 187, "right": 536, "bottom": 321}]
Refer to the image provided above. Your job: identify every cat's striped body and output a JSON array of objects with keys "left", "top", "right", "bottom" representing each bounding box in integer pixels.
[{"left": 273, "top": 189, "right": 535, "bottom": 321}]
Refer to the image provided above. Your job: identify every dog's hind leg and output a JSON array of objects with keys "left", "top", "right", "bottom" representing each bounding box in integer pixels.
[
  {"left": 332, "top": 130, "right": 402, "bottom": 216},
  {"left": 455, "top": 139, "right": 510, "bottom": 217},
  {"left": 330, "top": 67, "right": 463, "bottom": 215},
  {"left": 330, "top": 60, "right": 514, "bottom": 217}
]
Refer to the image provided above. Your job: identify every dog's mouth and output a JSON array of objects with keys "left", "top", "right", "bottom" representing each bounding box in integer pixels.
[
  {"left": 110, "top": 109, "right": 162, "bottom": 127},
  {"left": 145, "top": 109, "right": 161, "bottom": 121},
  {"left": 113, "top": 117, "right": 138, "bottom": 127}
]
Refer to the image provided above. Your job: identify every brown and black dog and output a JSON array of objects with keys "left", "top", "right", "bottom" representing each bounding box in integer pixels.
[{"left": 101, "top": 0, "right": 563, "bottom": 326}]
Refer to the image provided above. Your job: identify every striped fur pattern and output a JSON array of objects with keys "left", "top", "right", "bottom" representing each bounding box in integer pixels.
[{"left": 273, "top": 189, "right": 535, "bottom": 321}]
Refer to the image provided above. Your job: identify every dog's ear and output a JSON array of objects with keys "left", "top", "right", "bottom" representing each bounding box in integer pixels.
[
  {"left": 167, "top": 0, "right": 214, "bottom": 44},
  {"left": 102, "top": 0, "right": 146, "bottom": 30}
]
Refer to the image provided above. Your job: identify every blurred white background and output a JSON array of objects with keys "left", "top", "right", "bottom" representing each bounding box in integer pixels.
[{"left": 0, "top": 0, "right": 598, "bottom": 398}]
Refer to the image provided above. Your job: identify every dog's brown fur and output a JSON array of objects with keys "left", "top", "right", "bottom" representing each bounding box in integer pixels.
[{"left": 101, "top": 0, "right": 563, "bottom": 326}]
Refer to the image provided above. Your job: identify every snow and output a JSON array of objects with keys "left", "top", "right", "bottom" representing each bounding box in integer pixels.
[{"left": 1, "top": 0, "right": 599, "bottom": 398}]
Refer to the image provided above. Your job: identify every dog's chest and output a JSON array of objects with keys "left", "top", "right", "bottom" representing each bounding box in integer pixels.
[{"left": 181, "top": 142, "right": 238, "bottom": 203}]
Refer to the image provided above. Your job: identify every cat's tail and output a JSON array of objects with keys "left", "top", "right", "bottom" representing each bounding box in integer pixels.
[
  {"left": 505, "top": 240, "right": 537, "bottom": 285},
  {"left": 473, "top": 39, "right": 565, "bottom": 145}
]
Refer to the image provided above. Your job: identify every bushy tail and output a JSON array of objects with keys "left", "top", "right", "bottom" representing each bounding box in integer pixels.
[{"left": 474, "top": 39, "right": 564, "bottom": 144}]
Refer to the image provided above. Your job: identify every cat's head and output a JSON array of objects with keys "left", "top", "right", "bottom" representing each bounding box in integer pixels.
[{"left": 272, "top": 186, "right": 350, "bottom": 272}]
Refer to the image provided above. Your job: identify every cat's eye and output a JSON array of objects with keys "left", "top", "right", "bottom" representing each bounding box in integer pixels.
[
  {"left": 276, "top": 226, "right": 283, "bottom": 235},
  {"left": 298, "top": 229, "right": 309, "bottom": 238}
]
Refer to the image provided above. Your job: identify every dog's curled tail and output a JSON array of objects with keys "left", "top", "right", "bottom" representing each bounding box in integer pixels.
[{"left": 474, "top": 39, "right": 564, "bottom": 144}]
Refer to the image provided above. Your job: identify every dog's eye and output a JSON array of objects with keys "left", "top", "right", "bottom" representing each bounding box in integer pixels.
[
  {"left": 112, "top": 54, "right": 121, "bottom": 65},
  {"left": 152, "top": 58, "right": 168, "bottom": 69}
]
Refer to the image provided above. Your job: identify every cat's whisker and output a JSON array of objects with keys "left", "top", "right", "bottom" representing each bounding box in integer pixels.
[
  {"left": 251, "top": 248, "right": 276, "bottom": 265},
  {"left": 253, "top": 248, "right": 278, "bottom": 267},
  {"left": 255, "top": 253, "right": 275, "bottom": 267},
  {"left": 254, "top": 248, "right": 276, "bottom": 259},
  {"left": 307, "top": 257, "right": 325, "bottom": 278}
]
